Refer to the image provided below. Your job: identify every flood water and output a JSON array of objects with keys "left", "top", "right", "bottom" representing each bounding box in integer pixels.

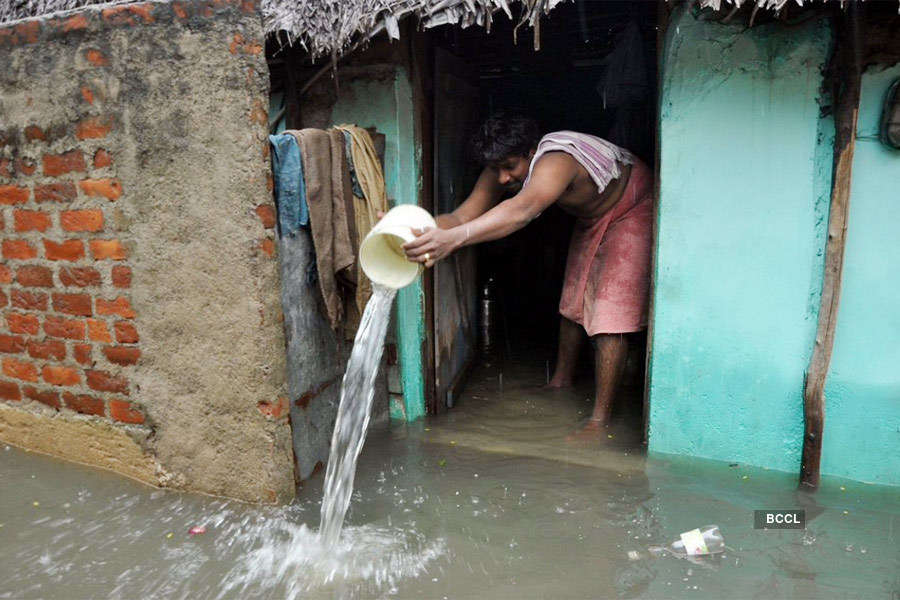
[{"left": 1, "top": 348, "right": 898, "bottom": 599}]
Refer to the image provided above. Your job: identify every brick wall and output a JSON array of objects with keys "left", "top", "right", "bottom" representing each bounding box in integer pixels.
[
  {"left": 1, "top": 114, "right": 143, "bottom": 421},
  {"left": 0, "top": 0, "right": 294, "bottom": 503}
]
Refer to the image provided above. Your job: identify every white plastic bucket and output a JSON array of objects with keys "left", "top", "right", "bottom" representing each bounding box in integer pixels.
[{"left": 359, "top": 205, "right": 436, "bottom": 289}]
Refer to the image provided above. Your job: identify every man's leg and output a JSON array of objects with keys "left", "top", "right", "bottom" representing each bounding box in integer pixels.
[
  {"left": 588, "top": 333, "right": 628, "bottom": 425},
  {"left": 547, "top": 316, "right": 584, "bottom": 388}
]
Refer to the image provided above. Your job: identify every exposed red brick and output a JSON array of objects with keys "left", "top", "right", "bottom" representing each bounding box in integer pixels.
[
  {"left": 85, "top": 369, "right": 128, "bottom": 394},
  {"left": 59, "top": 266, "right": 101, "bottom": 287},
  {"left": 0, "top": 380, "right": 21, "bottom": 401},
  {"left": 111, "top": 265, "right": 131, "bottom": 288},
  {"left": 44, "top": 239, "right": 85, "bottom": 261},
  {"left": 109, "top": 398, "right": 144, "bottom": 424},
  {"left": 241, "top": 0, "right": 256, "bottom": 13},
  {"left": 0, "top": 334, "right": 26, "bottom": 354},
  {"left": 27, "top": 339, "right": 66, "bottom": 361},
  {"left": 43, "top": 365, "right": 81, "bottom": 387},
  {"left": 43, "top": 150, "right": 86, "bottom": 177},
  {"left": 3, "top": 358, "right": 39, "bottom": 382},
  {"left": 255, "top": 205, "right": 276, "bottom": 228},
  {"left": 103, "top": 345, "right": 140, "bottom": 365},
  {"left": 2, "top": 240, "right": 38, "bottom": 260},
  {"left": 75, "top": 116, "right": 114, "bottom": 140},
  {"left": 34, "top": 182, "right": 77, "bottom": 203},
  {"left": 257, "top": 396, "right": 289, "bottom": 419},
  {"left": 0, "top": 157, "right": 12, "bottom": 179},
  {"left": 85, "top": 49, "right": 108, "bottom": 67},
  {"left": 230, "top": 33, "right": 245, "bottom": 54},
  {"left": 61, "top": 209, "right": 103, "bottom": 232},
  {"left": 96, "top": 297, "right": 135, "bottom": 319},
  {"left": 81, "top": 86, "right": 94, "bottom": 104},
  {"left": 89, "top": 239, "right": 126, "bottom": 260},
  {"left": 0, "top": 185, "right": 29, "bottom": 205},
  {"left": 15, "top": 21, "right": 40, "bottom": 44},
  {"left": 114, "top": 321, "right": 138, "bottom": 343},
  {"left": 62, "top": 392, "right": 104, "bottom": 415},
  {"left": 43, "top": 315, "right": 85, "bottom": 340},
  {"left": 14, "top": 210, "right": 51, "bottom": 232},
  {"left": 74, "top": 344, "right": 92, "bottom": 365},
  {"left": 11, "top": 289, "right": 48, "bottom": 311},
  {"left": 23, "top": 385, "right": 60, "bottom": 408},
  {"left": 7, "top": 312, "right": 40, "bottom": 335},
  {"left": 259, "top": 238, "right": 275, "bottom": 258},
  {"left": 24, "top": 125, "right": 46, "bottom": 141},
  {"left": 15, "top": 265, "right": 53, "bottom": 287},
  {"left": 249, "top": 99, "right": 267, "bottom": 126},
  {"left": 87, "top": 319, "right": 112, "bottom": 342},
  {"left": 79, "top": 178, "right": 122, "bottom": 200},
  {"left": 0, "top": 289, "right": 6, "bottom": 308},
  {"left": 62, "top": 14, "right": 88, "bottom": 32},
  {"left": 93, "top": 148, "right": 112, "bottom": 168},
  {"left": 0, "top": 265, "right": 12, "bottom": 283},
  {"left": 52, "top": 292, "right": 92, "bottom": 316},
  {"left": 14, "top": 157, "right": 36, "bottom": 176}
]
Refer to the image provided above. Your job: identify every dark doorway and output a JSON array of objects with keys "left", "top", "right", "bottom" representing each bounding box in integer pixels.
[{"left": 428, "top": 1, "right": 658, "bottom": 434}]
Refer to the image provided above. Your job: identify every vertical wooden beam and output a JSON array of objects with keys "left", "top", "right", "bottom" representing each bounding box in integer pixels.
[
  {"left": 800, "top": 4, "right": 862, "bottom": 490},
  {"left": 406, "top": 22, "right": 438, "bottom": 414}
]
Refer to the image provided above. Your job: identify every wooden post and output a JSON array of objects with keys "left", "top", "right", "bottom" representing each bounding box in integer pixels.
[{"left": 800, "top": 4, "right": 862, "bottom": 490}]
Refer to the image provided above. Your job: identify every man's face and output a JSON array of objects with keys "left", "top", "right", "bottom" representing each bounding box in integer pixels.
[{"left": 493, "top": 150, "right": 534, "bottom": 193}]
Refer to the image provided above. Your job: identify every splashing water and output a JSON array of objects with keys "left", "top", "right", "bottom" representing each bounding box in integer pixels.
[{"left": 319, "top": 284, "right": 397, "bottom": 547}]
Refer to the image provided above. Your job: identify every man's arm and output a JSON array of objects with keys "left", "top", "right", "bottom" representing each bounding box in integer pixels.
[
  {"left": 434, "top": 167, "right": 505, "bottom": 229},
  {"left": 404, "top": 153, "right": 578, "bottom": 265}
]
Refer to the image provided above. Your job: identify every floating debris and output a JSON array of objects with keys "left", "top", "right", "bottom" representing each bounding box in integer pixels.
[
  {"left": 32, "top": 501, "right": 39, "bottom": 507},
  {"left": 188, "top": 526, "right": 207, "bottom": 535},
  {"left": 438, "top": 459, "right": 446, "bottom": 467},
  {"left": 166, "top": 533, "right": 173, "bottom": 539}
]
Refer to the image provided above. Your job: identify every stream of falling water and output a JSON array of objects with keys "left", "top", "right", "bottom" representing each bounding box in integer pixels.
[{"left": 318, "top": 284, "right": 397, "bottom": 547}]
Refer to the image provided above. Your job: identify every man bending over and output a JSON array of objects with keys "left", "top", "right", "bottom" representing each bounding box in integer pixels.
[{"left": 404, "top": 115, "right": 653, "bottom": 438}]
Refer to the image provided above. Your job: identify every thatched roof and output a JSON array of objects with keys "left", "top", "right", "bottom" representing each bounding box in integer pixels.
[{"left": 0, "top": 0, "right": 856, "bottom": 58}]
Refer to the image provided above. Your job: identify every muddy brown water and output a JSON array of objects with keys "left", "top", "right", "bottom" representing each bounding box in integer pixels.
[{"left": 1, "top": 355, "right": 898, "bottom": 599}]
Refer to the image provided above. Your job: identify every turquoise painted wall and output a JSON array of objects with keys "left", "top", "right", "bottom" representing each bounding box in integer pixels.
[
  {"left": 329, "top": 66, "right": 426, "bottom": 422},
  {"left": 822, "top": 63, "right": 900, "bottom": 486},
  {"left": 648, "top": 9, "right": 833, "bottom": 472}
]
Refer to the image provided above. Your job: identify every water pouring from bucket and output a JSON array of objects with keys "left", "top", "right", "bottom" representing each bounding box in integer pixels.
[
  {"left": 359, "top": 205, "right": 437, "bottom": 289},
  {"left": 319, "top": 205, "right": 435, "bottom": 548}
]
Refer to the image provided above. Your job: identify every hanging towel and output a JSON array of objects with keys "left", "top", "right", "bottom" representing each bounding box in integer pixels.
[
  {"left": 268, "top": 133, "right": 309, "bottom": 235},
  {"left": 524, "top": 130, "right": 635, "bottom": 195},
  {"left": 290, "top": 129, "right": 355, "bottom": 330},
  {"left": 333, "top": 125, "right": 389, "bottom": 316}
]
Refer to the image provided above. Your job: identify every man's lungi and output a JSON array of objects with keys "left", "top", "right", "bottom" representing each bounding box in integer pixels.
[{"left": 525, "top": 131, "right": 652, "bottom": 336}]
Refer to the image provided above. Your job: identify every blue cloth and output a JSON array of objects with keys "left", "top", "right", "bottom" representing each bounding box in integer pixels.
[
  {"left": 268, "top": 133, "right": 309, "bottom": 236},
  {"left": 341, "top": 130, "right": 365, "bottom": 198}
]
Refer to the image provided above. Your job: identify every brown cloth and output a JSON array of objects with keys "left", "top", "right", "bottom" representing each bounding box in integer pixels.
[{"left": 290, "top": 129, "right": 354, "bottom": 330}]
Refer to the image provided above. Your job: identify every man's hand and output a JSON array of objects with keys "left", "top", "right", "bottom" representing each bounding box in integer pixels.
[{"left": 403, "top": 226, "right": 463, "bottom": 268}]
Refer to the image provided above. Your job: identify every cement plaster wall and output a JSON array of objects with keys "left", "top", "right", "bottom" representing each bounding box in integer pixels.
[
  {"left": 648, "top": 8, "right": 833, "bottom": 473},
  {"left": 822, "top": 63, "right": 900, "bottom": 486}
]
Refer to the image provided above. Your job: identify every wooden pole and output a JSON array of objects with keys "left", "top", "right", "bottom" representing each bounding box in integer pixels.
[{"left": 800, "top": 4, "right": 862, "bottom": 491}]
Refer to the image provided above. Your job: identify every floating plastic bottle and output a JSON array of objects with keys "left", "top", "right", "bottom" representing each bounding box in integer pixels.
[{"left": 649, "top": 525, "right": 725, "bottom": 557}]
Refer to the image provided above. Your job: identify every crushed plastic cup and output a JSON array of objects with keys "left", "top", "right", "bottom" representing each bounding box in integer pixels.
[{"left": 649, "top": 525, "right": 725, "bottom": 558}]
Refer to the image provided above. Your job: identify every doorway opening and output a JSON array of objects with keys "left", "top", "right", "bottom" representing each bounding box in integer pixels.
[{"left": 427, "top": 1, "right": 659, "bottom": 448}]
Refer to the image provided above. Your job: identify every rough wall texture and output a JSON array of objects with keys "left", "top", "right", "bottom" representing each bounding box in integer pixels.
[
  {"left": 648, "top": 8, "right": 833, "bottom": 473},
  {"left": 0, "top": 0, "right": 295, "bottom": 503},
  {"left": 823, "top": 62, "right": 900, "bottom": 486}
]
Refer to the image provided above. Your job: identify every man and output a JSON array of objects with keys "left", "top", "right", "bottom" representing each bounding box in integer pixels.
[{"left": 404, "top": 115, "right": 653, "bottom": 438}]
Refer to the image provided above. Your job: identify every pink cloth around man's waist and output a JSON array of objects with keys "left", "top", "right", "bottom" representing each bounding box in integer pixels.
[{"left": 558, "top": 160, "right": 654, "bottom": 335}]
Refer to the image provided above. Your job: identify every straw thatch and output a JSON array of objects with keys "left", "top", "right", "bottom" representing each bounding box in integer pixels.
[{"left": 0, "top": 0, "right": 863, "bottom": 59}]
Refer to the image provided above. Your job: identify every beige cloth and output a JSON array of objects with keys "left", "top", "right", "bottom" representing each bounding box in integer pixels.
[
  {"left": 290, "top": 129, "right": 354, "bottom": 331},
  {"left": 334, "top": 125, "right": 389, "bottom": 315}
]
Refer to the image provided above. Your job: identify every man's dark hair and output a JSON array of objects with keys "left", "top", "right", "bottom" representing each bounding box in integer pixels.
[{"left": 470, "top": 114, "right": 541, "bottom": 166}]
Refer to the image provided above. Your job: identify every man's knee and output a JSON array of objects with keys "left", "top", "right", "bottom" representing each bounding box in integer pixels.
[{"left": 589, "top": 332, "right": 627, "bottom": 350}]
